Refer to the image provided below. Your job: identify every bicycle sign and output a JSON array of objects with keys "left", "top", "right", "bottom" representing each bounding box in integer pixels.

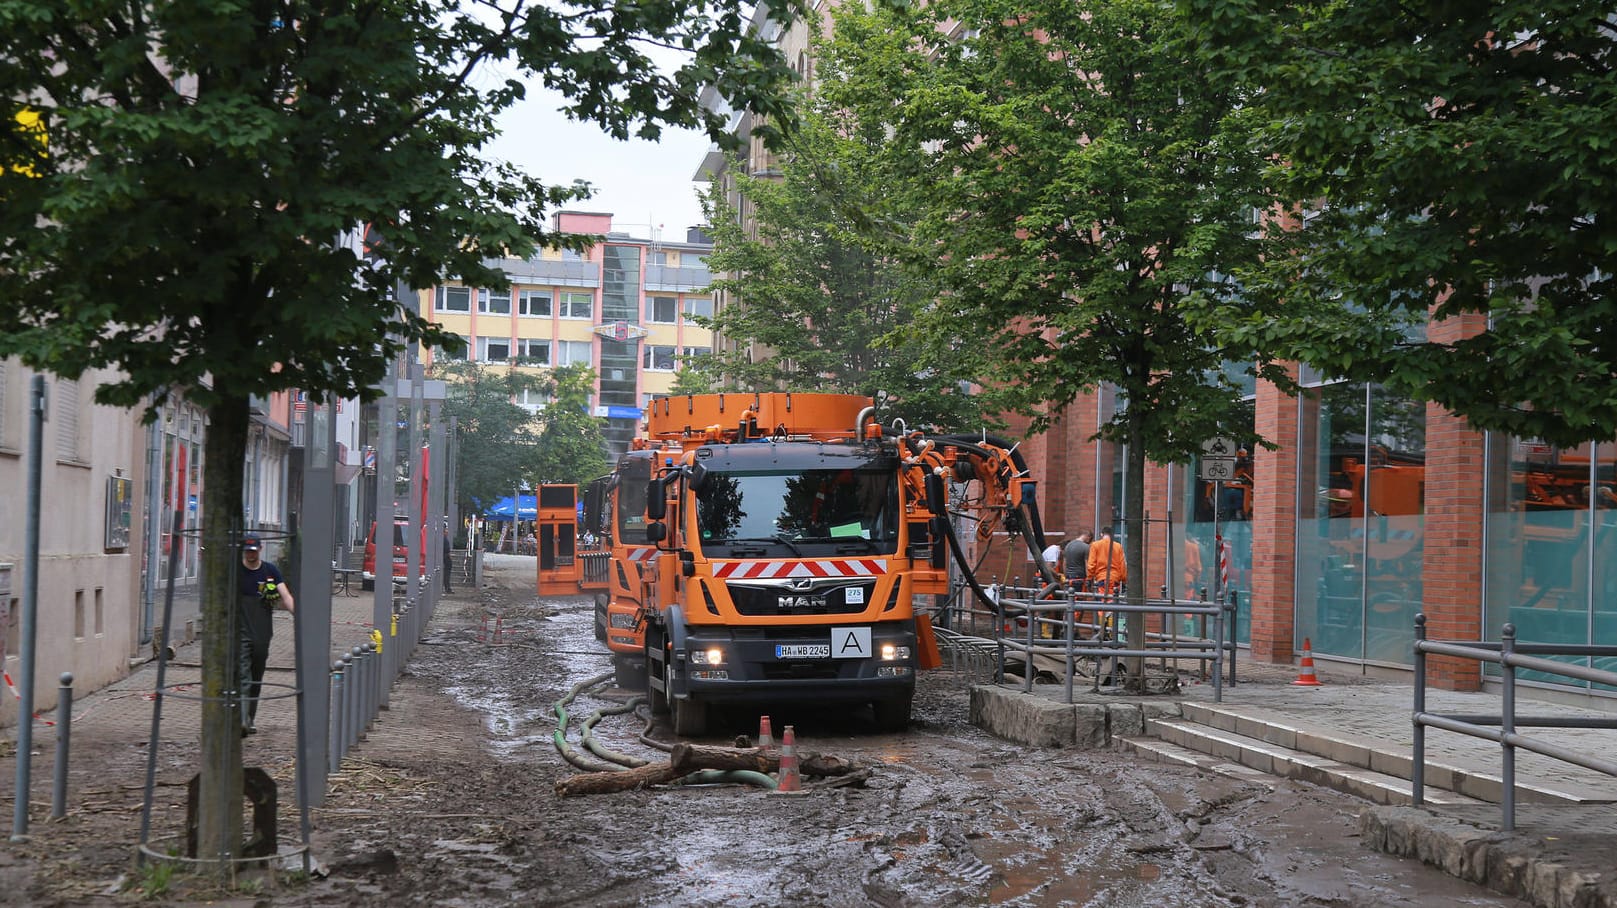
[{"left": 1199, "top": 457, "right": 1237, "bottom": 481}]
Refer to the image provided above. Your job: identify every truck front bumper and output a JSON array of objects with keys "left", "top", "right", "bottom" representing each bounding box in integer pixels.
[{"left": 675, "top": 621, "right": 917, "bottom": 706}]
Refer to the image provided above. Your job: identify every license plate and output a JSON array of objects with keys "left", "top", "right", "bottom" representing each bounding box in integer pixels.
[{"left": 776, "top": 643, "right": 830, "bottom": 659}]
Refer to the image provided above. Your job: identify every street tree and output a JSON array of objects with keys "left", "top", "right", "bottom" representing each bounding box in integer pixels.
[
  {"left": 816, "top": 0, "right": 1279, "bottom": 685},
  {"left": 0, "top": 0, "right": 797, "bottom": 864},
  {"left": 531, "top": 363, "right": 610, "bottom": 486},
  {"left": 700, "top": 101, "right": 985, "bottom": 431},
  {"left": 439, "top": 361, "right": 550, "bottom": 520},
  {"left": 1180, "top": 0, "right": 1617, "bottom": 447}
]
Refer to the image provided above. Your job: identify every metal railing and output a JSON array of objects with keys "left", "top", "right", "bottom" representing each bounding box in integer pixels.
[
  {"left": 991, "top": 584, "right": 1238, "bottom": 703},
  {"left": 1412, "top": 613, "right": 1617, "bottom": 830}
]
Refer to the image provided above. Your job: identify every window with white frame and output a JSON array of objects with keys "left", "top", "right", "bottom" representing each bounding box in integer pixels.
[
  {"left": 643, "top": 345, "right": 677, "bottom": 371},
  {"left": 517, "top": 387, "right": 551, "bottom": 410},
  {"left": 479, "top": 288, "right": 512, "bottom": 314},
  {"left": 561, "top": 291, "right": 593, "bottom": 319},
  {"left": 682, "top": 297, "right": 713, "bottom": 320},
  {"left": 515, "top": 338, "right": 550, "bottom": 364},
  {"left": 435, "top": 286, "right": 471, "bottom": 312},
  {"left": 648, "top": 250, "right": 668, "bottom": 265},
  {"left": 556, "top": 340, "right": 592, "bottom": 366},
  {"left": 476, "top": 336, "right": 512, "bottom": 363},
  {"left": 681, "top": 346, "right": 712, "bottom": 361},
  {"left": 648, "top": 296, "right": 678, "bottom": 323},
  {"left": 518, "top": 289, "right": 552, "bottom": 317}
]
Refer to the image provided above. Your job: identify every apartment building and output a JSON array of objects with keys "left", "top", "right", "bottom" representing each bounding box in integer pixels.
[{"left": 419, "top": 211, "right": 717, "bottom": 458}]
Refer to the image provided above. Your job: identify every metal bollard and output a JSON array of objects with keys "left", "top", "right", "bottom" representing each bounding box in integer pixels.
[
  {"left": 51, "top": 673, "right": 73, "bottom": 820},
  {"left": 351, "top": 645, "right": 368, "bottom": 739},
  {"left": 329, "top": 661, "right": 346, "bottom": 773},
  {"left": 340, "top": 651, "right": 356, "bottom": 752}
]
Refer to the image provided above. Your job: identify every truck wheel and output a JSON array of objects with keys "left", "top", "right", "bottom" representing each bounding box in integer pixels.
[
  {"left": 649, "top": 660, "right": 669, "bottom": 715},
  {"left": 593, "top": 594, "right": 608, "bottom": 644},
  {"left": 671, "top": 691, "right": 708, "bottom": 737},
  {"left": 871, "top": 693, "right": 912, "bottom": 733},
  {"left": 667, "top": 663, "right": 707, "bottom": 736}
]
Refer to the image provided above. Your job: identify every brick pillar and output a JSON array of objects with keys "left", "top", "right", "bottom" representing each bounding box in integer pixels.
[
  {"left": 1250, "top": 365, "right": 1299, "bottom": 664},
  {"left": 1421, "top": 313, "right": 1490, "bottom": 690}
]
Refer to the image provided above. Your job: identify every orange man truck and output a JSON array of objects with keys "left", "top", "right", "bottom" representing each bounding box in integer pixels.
[{"left": 601, "top": 392, "right": 1051, "bottom": 735}]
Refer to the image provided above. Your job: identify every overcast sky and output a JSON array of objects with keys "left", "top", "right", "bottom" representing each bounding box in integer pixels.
[{"left": 486, "top": 84, "right": 716, "bottom": 243}]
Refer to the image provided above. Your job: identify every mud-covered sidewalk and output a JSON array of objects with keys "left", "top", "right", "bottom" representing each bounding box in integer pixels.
[{"left": 1, "top": 557, "right": 1535, "bottom": 907}]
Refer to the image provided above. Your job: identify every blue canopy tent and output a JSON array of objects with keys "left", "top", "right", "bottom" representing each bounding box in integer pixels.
[{"left": 484, "top": 495, "right": 538, "bottom": 521}]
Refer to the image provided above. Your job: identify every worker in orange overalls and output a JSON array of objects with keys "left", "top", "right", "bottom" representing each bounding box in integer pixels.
[{"left": 1086, "top": 526, "right": 1127, "bottom": 596}]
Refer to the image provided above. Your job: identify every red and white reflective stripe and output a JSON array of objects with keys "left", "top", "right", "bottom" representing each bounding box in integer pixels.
[
  {"left": 624, "top": 547, "right": 658, "bottom": 563},
  {"left": 711, "top": 559, "right": 887, "bottom": 580}
]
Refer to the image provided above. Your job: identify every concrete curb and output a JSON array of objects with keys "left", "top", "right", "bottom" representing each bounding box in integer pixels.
[
  {"left": 1362, "top": 805, "right": 1617, "bottom": 908},
  {"left": 968, "top": 684, "right": 1181, "bottom": 749}
]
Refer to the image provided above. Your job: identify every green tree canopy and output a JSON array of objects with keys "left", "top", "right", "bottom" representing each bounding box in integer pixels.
[
  {"left": 0, "top": 0, "right": 797, "bottom": 860},
  {"left": 440, "top": 361, "right": 550, "bottom": 516},
  {"left": 700, "top": 99, "right": 984, "bottom": 431},
  {"left": 532, "top": 363, "right": 610, "bottom": 485},
  {"left": 817, "top": 0, "right": 1278, "bottom": 460},
  {"left": 1182, "top": 0, "right": 1617, "bottom": 446}
]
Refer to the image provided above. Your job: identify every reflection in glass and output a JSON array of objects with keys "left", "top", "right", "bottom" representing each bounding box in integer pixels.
[
  {"left": 694, "top": 469, "right": 900, "bottom": 557},
  {"left": 1295, "top": 383, "right": 1426, "bottom": 665},
  {"left": 1485, "top": 440, "right": 1616, "bottom": 689}
]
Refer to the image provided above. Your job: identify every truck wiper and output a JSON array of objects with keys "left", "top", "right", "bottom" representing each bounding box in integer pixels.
[
  {"left": 834, "top": 538, "right": 878, "bottom": 555},
  {"left": 727, "top": 536, "right": 803, "bottom": 557}
]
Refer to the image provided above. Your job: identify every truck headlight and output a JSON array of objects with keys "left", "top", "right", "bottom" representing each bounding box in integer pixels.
[
  {"left": 881, "top": 644, "right": 910, "bottom": 661},
  {"left": 691, "top": 647, "right": 725, "bottom": 666},
  {"left": 608, "top": 613, "right": 638, "bottom": 629}
]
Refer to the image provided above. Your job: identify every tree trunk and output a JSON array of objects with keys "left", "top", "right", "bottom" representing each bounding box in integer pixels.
[
  {"left": 196, "top": 394, "right": 250, "bottom": 873},
  {"left": 1123, "top": 412, "right": 1148, "bottom": 691},
  {"left": 554, "top": 743, "right": 862, "bottom": 796}
]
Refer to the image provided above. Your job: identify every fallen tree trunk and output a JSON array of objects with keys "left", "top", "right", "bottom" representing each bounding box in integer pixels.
[
  {"left": 554, "top": 762, "right": 683, "bottom": 797},
  {"left": 555, "top": 743, "right": 863, "bottom": 796}
]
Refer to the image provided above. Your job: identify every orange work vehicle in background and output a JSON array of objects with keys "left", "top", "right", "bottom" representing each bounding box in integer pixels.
[
  {"left": 534, "top": 484, "right": 610, "bottom": 597},
  {"left": 596, "top": 391, "right": 1054, "bottom": 736}
]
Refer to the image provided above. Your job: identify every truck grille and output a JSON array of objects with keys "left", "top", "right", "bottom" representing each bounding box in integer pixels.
[{"left": 726, "top": 581, "right": 874, "bottom": 617}]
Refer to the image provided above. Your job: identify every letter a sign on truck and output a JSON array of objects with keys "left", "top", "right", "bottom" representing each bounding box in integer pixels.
[{"left": 832, "top": 627, "right": 872, "bottom": 659}]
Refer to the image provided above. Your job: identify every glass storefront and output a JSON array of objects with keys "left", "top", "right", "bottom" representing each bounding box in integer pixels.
[
  {"left": 1484, "top": 439, "right": 1617, "bottom": 689},
  {"left": 1295, "top": 382, "right": 1426, "bottom": 665}
]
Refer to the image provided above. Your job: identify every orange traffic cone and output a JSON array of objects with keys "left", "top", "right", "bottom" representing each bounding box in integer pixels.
[
  {"left": 775, "top": 725, "right": 802, "bottom": 793},
  {"left": 1292, "top": 638, "right": 1323, "bottom": 687},
  {"left": 757, "top": 715, "right": 774, "bottom": 748}
]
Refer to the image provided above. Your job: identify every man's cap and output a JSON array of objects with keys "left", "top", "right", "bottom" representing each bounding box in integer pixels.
[{"left": 243, "top": 536, "right": 261, "bottom": 551}]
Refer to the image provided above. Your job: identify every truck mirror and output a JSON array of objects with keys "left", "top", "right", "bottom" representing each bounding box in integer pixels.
[
  {"left": 687, "top": 462, "right": 708, "bottom": 494},
  {"left": 924, "top": 472, "right": 946, "bottom": 515},
  {"left": 645, "top": 478, "right": 667, "bottom": 520},
  {"left": 646, "top": 521, "right": 667, "bottom": 544}
]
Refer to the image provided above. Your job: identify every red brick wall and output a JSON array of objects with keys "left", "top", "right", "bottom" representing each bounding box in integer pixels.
[
  {"left": 1250, "top": 365, "right": 1300, "bottom": 663},
  {"left": 1420, "top": 313, "right": 1490, "bottom": 690}
]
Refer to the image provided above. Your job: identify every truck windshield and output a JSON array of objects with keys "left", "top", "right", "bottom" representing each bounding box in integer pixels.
[{"left": 694, "top": 468, "right": 900, "bottom": 556}]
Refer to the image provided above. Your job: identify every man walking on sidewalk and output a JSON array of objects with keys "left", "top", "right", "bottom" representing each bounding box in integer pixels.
[{"left": 238, "top": 535, "right": 295, "bottom": 736}]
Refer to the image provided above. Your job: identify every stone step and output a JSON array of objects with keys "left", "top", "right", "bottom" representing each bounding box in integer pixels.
[
  {"left": 1146, "top": 717, "right": 1488, "bottom": 807},
  {"left": 1179, "top": 702, "right": 1605, "bottom": 805},
  {"left": 1118, "top": 736, "right": 1280, "bottom": 788}
]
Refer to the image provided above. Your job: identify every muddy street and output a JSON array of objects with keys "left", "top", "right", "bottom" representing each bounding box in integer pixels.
[{"left": 291, "top": 557, "right": 1526, "bottom": 908}]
